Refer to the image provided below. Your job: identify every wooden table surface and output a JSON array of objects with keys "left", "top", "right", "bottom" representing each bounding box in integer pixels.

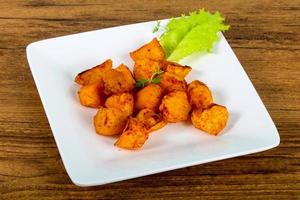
[{"left": 1, "top": 0, "right": 299, "bottom": 199}]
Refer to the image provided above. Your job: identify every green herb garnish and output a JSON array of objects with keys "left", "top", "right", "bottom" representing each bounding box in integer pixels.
[
  {"left": 135, "top": 79, "right": 149, "bottom": 88},
  {"left": 135, "top": 70, "right": 164, "bottom": 88}
]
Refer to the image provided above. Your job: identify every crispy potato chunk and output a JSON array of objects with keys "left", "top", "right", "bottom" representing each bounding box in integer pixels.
[
  {"left": 159, "top": 91, "right": 191, "bottom": 122},
  {"left": 78, "top": 82, "right": 105, "bottom": 108},
  {"left": 188, "top": 80, "right": 213, "bottom": 109},
  {"left": 136, "top": 109, "right": 158, "bottom": 126},
  {"left": 148, "top": 120, "right": 167, "bottom": 133},
  {"left": 191, "top": 104, "right": 229, "bottom": 135},
  {"left": 115, "top": 130, "right": 148, "bottom": 150},
  {"left": 133, "top": 59, "right": 161, "bottom": 80},
  {"left": 102, "top": 69, "right": 134, "bottom": 95},
  {"left": 124, "top": 117, "right": 147, "bottom": 132},
  {"left": 116, "top": 64, "right": 136, "bottom": 88},
  {"left": 75, "top": 59, "right": 112, "bottom": 85},
  {"left": 136, "top": 109, "right": 167, "bottom": 133},
  {"left": 94, "top": 107, "right": 128, "bottom": 136},
  {"left": 161, "top": 60, "right": 192, "bottom": 79},
  {"left": 159, "top": 72, "right": 187, "bottom": 93},
  {"left": 130, "top": 38, "right": 164, "bottom": 62},
  {"left": 105, "top": 93, "right": 134, "bottom": 117},
  {"left": 135, "top": 84, "right": 163, "bottom": 112},
  {"left": 115, "top": 118, "right": 148, "bottom": 150}
]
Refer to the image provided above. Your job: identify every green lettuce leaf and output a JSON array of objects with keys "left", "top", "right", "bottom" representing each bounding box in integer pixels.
[{"left": 159, "top": 9, "right": 229, "bottom": 61}]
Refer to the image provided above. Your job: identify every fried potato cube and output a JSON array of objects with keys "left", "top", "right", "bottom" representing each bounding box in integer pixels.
[
  {"left": 191, "top": 104, "right": 229, "bottom": 135},
  {"left": 159, "top": 91, "right": 191, "bottom": 123},
  {"left": 133, "top": 59, "right": 161, "bottom": 80},
  {"left": 105, "top": 93, "right": 134, "bottom": 117},
  {"left": 136, "top": 109, "right": 167, "bottom": 133},
  {"left": 115, "top": 117, "right": 148, "bottom": 150},
  {"left": 94, "top": 107, "right": 128, "bottom": 136},
  {"left": 124, "top": 117, "right": 147, "bottom": 132},
  {"left": 136, "top": 109, "right": 159, "bottom": 126},
  {"left": 75, "top": 59, "right": 112, "bottom": 85},
  {"left": 159, "top": 72, "right": 187, "bottom": 93},
  {"left": 135, "top": 84, "right": 163, "bottom": 112},
  {"left": 130, "top": 38, "right": 164, "bottom": 62},
  {"left": 161, "top": 60, "right": 192, "bottom": 79},
  {"left": 115, "top": 130, "right": 148, "bottom": 150},
  {"left": 148, "top": 120, "right": 167, "bottom": 133},
  {"left": 102, "top": 69, "right": 134, "bottom": 95},
  {"left": 116, "top": 64, "right": 136, "bottom": 88},
  {"left": 188, "top": 80, "right": 213, "bottom": 109},
  {"left": 78, "top": 82, "right": 105, "bottom": 108}
]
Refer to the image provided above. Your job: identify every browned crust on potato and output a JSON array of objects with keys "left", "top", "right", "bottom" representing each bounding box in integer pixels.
[
  {"left": 75, "top": 59, "right": 112, "bottom": 85},
  {"left": 188, "top": 80, "right": 213, "bottom": 109},
  {"left": 116, "top": 64, "right": 136, "bottom": 87},
  {"left": 115, "top": 117, "right": 148, "bottom": 150},
  {"left": 160, "top": 60, "right": 192, "bottom": 79},
  {"left": 133, "top": 59, "right": 161, "bottom": 80},
  {"left": 147, "top": 120, "right": 167, "bottom": 133},
  {"left": 105, "top": 93, "right": 134, "bottom": 117},
  {"left": 78, "top": 82, "right": 105, "bottom": 108},
  {"left": 136, "top": 108, "right": 167, "bottom": 133},
  {"left": 94, "top": 107, "right": 128, "bottom": 136},
  {"left": 159, "top": 72, "right": 187, "bottom": 94},
  {"left": 134, "top": 84, "right": 163, "bottom": 112},
  {"left": 159, "top": 91, "right": 191, "bottom": 123},
  {"left": 130, "top": 38, "right": 164, "bottom": 62},
  {"left": 115, "top": 130, "right": 148, "bottom": 150},
  {"left": 191, "top": 104, "right": 229, "bottom": 135},
  {"left": 102, "top": 69, "right": 134, "bottom": 95}
]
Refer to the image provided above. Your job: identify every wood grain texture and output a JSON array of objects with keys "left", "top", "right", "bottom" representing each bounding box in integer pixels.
[{"left": 0, "top": 0, "right": 299, "bottom": 199}]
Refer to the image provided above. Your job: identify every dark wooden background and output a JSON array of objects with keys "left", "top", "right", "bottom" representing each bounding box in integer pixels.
[{"left": 0, "top": 0, "right": 299, "bottom": 199}]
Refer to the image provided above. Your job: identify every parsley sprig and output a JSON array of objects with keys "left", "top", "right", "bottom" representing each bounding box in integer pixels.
[{"left": 135, "top": 70, "right": 164, "bottom": 88}]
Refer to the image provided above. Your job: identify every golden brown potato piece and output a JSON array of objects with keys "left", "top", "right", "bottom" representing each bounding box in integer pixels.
[
  {"left": 75, "top": 59, "right": 112, "bottom": 85},
  {"left": 124, "top": 117, "right": 147, "bottom": 132},
  {"left": 102, "top": 69, "right": 134, "bottom": 95},
  {"left": 160, "top": 60, "right": 192, "bottom": 80},
  {"left": 136, "top": 109, "right": 167, "bottom": 133},
  {"left": 191, "top": 104, "right": 229, "bottom": 135},
  {"left": 188, "top": 80, "right": 213, "bottom": 109},
  {"left": 115, "top": 117, "right": 148, "bottom": 150},
  {"left": 159, "top": 72, "right": 187, "bottom": 93},
  {"left": 148, "top": 120, "right": 167, "bottom": 133},
  {"left": 135, "top": 84, "right": 163, "bottom": 112},
  {"left": 115, "top": 130, "right": 148, "bottom": 150},
  {"left": 159, "top": 91, "right": 191, "bottom": 123},
  {"left": 105, "top": 93, "right": 134, "bottom": 117},
  {"left": 94, "top": 107, "right": 128, "bottom": 136},
  {"left": 116, "top": 64, "right": 136, "bottom": 88},
  {"left": 78, "top": 82, "right": 105, "bottom": 108},
  {"left": 130, "top": 38, "right": 164, "bottom": 62},
  {"left": 133, "top": 59, "right": 161, "bottom": 80},
  {"left": 136, "top": 109, "right": 158, "bottom": 126}
]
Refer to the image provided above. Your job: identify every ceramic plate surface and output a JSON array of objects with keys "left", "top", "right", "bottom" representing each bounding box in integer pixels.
[{"left": 26, "top": 19, "right": 280, "bottom": 186}]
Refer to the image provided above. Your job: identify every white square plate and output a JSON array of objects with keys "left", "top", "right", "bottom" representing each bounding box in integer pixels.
[{"left": 26, "top": 19, "right": 280, "bottom": 186}]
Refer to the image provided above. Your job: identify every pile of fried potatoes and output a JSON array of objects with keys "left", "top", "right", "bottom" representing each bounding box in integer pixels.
[{"left": 74, "top": 38, "right": 229, "bottom": 150}]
